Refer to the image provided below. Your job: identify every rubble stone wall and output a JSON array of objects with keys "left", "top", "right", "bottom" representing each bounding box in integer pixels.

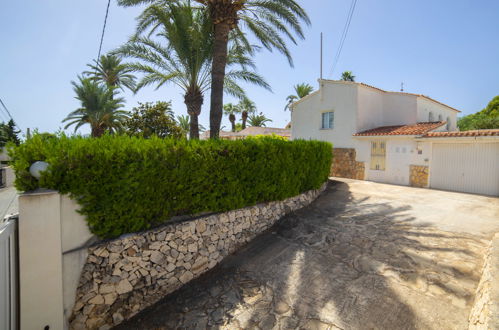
[
  {"left": 409, "top": 165, "right": 429, "bottom": 188},
  {"left": 69, "top": 184, "right": 327, "bottom": 329},
  {"left": 469, "top": 233, "right": 499, "bottom": 330},
  {"left": 331, "top": 148, "right": 365, "bottom": 180}
]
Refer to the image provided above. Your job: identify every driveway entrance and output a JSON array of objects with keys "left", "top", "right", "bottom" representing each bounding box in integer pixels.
[{"left": 116, "top": 179, "right": 499, "bottom": 330}]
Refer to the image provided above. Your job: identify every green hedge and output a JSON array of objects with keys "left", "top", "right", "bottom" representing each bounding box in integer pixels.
[{"left": 10, "top": 134, "right": 332, "bottom": 238}]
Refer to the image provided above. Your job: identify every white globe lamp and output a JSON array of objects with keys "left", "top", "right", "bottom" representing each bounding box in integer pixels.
[{"left": 29, "top": 161, "right": 49, "bottom": 180}]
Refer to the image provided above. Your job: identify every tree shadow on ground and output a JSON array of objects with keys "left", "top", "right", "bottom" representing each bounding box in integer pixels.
[{"left": 115, "top": 180, "right": 486, "bottom": 330}]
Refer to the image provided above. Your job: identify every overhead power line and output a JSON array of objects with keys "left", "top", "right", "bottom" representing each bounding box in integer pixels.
[
  {"left": 329, "top": 0, "right": 358, "bottom": 78},
  {"left": 0, "top": 97, "right": 20, "bottom": 129},
  {"left": 96, "top": 0, "right": 112, "bottom": 62}
]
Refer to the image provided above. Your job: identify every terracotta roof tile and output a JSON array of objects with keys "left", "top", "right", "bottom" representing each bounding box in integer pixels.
[
  {"left": 200, "top": 127, "right": 291, "bottom": 140},
  {"left": 237, "top": 127, "right": 290, "bottom": 137},
  {"left": 354, "top": 122, "right": 446, "bottom": 136},
  {"left": 422, "top": 129, "right": 499, "bottom": 138}
]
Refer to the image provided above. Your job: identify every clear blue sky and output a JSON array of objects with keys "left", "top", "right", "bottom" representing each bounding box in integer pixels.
[{"left": 1, "top": 0, "right": 498, "bottom": 135}]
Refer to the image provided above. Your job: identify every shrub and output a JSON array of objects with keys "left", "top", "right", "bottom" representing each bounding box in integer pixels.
[{"left": 10, "top": 134, "right": 332, "bottom": 239}]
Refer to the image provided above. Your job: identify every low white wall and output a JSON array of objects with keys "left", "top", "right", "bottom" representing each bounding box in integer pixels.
[
  {"left": 2, "top": 166, "right": 16, "bottom": 188},
  {"left": 19, "top": 191, "right": 96, "bottom": 330}
]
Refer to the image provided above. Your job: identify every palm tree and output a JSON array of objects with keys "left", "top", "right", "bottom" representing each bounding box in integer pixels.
[
  {"left": 176, "top": 115, "right": 190, "bottom": 137},
  {"left": 237, "top": 97, "right": 256, "bottom": 129},
  {"left": 285, "top": 83, "right": 314, "bottom": 111},
  {"left": 117, "top": 0, "right": 309, "bottom": 139},
  {"left": 247, "top": 112, "right": 272, "bottom": 127},
  {"left": 62, "top": 77, "right": 128, "bottom": 137},
  {"left": 114, "top": 2, "right": 269, "bottom": 139},
  {"left": 223, "top": 103, "right": 240, "bottom": 132},
  {"left": 341, "top": 71, "right": 356, "bottom": 82},
  {"left": 84, "top": 54, "right": 136, "bottom": 92},
  {"left": 176, "top": 114, "right": 205, "bottom": 138}
]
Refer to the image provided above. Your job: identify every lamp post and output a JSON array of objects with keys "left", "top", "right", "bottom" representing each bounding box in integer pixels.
[{"left": 29, "top": 161, "right": 49, "bottom": 180}]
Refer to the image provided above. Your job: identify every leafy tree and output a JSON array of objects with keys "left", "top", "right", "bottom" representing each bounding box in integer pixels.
[
  {"left": 114, "top": 2, "right": 269, "bottom": 140},
  {"left": 0, "top": 119, "right": 21, "bottom": 147},
  {"left": 84, "top": 54, "right": 136, "bottom": 92},
  {"left": 223, "top": 103, "right": 241, "bottom": 132},
  {"left": 458, "top": 96, "right": 499, "bottom": 131},
  {"left": 124, "top": 102, "right": 183, "bottom": 138},
  {"left": 484, "top": 95, "right": 499, "bottom": 116},
  {"left": 247, "top": 112, "right": 272, "bottom": 127},
  {"left": 340, "top": 71, "right": 356, "bottom": 82},
  {"left": 237, "top": 97, "right": 256, "bottom": 129},
  {"left": 62, "top": 77, "right": 128, "bottom": 137},
  {"left": 117, "top": 0, "right": 309, "bottom": 139},
  {"left": 285, "top": 83, "right": 314, "bottom": 111}
]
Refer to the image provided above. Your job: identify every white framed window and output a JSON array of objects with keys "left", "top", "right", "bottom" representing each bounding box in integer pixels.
[
  {"left": 321, "top": 112, "right": 334, "bottom": 129},
  {"left": 370, "top": 141, "right": 386, "bottom": 171},
  {"left": 446, "top": 117, "right": 451, "bottom": 130},
  {"left": 438, "top": 114, "right": 443, "bottom": 121},
  {"left": 429, "top": 111, "right": 434, "bottom": 122}
]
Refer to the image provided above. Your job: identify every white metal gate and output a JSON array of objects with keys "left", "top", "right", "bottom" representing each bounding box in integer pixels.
[
  {"left": 431, "top": 142, "right": 499, "bottom": 196},
  {"left": 0, "top": 215, "right": 18, "bottom": 330}
]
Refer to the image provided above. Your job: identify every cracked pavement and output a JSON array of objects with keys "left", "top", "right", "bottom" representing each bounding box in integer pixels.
[{"left": 115, "top": 179, "right": 499, "bottom": 330}]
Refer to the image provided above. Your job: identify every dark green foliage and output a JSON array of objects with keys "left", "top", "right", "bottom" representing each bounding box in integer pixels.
[
  {"left": 124, "top": 102, "right": 184, "bottom": 139},
  {"left": 0, "top": 119, "right": 21, "bottom": 147},
  {"left": 10, "top": 134, "right": 332, "bottom": 239},
  {"left": 458, "top": 96, "right": 499, "bottom": 131}
]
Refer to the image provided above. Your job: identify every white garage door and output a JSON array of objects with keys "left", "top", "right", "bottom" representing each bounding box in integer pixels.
[{"left": 431, "top": 142, "right": 499, "bottom": 196}]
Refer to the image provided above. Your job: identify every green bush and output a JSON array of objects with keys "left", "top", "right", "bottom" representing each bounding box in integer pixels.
[{"left": 10, "top": 134, "right": 332, "bottom": 239}]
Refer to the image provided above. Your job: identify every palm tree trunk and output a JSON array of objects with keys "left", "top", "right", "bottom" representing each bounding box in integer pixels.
[
  {"left": 229, "top": 113, "right": 236, "bottom": 132},
  {"left": 91, "top": 125, "right": 105, "bottom": 138},
  {"left": 209, "top": 22, "right": 231, "bottom": 139},
  {"left": 241, "top": 111, "right": 248, "bottom": 130},
  {"left": 189, "top": 114, "right": 199, "bottom": 140},
  {"left": 184, "top": 86, "right": 203, "bottom": 140}
]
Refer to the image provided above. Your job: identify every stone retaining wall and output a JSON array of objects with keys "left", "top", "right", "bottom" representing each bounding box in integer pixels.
[
  {"left": 69, "top": 184, "right": 327, "bottom": 329},
  {"left": 331, "top": 148, "right": 365, "bottom": 180},
  {"left": 409, "top": 165, "right": 429, "bottom": 188},
  {"left": 468, "top": 233, "right": 499, "bottom": 330}
]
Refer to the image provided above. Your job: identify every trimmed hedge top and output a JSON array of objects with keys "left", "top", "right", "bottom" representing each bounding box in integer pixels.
[{"left": 10, "top": 134, "right": 332, "bottom": 238}]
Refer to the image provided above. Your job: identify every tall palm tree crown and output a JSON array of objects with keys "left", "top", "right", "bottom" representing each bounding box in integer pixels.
[
  {"left": 223, "top": 103, "right": 240, "bottom": 132},
  {"left": 341, "top": 71, "right": 356, "bottom": 82},
  {"left": 114, "top": 2, "right": 269, "bottom": 139},
  {"left": 237, "top": 97, "right": 256, "bottom": 129},
  {"left": 62, "top": 77, "right": 128, "bottom": 137},
  {"left": 84, "top": 54, "right": 137, "bottom": 91},
  {"left": 247, "top": 112, "right": 272, "bottom": 127},
  {"left": 117, "top": 0, "right": 309, "bottom": 139},
  {"left": 285, "top": 83, "right": 314, "bottom": 111}
]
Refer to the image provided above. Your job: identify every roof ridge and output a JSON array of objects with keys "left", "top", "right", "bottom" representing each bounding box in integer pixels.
[{"left": 319, "top": 80, "right": 461, "bottom": 112}]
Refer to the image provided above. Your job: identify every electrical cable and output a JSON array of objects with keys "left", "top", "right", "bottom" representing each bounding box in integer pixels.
[
  {"left": 96, "top": 0, "right": 112, "bottom": 63},
  {"left": 329, "top": 0, "right": 358, "bottom": 78}
]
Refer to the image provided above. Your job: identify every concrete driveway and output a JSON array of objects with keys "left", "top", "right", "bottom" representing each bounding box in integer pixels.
[{"left": 116, "top": 179, "right": 499, "bottom": 330}]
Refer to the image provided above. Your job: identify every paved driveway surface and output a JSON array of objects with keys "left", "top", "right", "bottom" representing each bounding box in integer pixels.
[{"left": 116, "top": 179, "right": 499, "bottom": 330}]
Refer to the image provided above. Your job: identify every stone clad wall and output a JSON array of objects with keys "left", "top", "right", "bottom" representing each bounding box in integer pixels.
[
  {"left": 331, "top": 148, "right": 365, "bottom": 180},
  {"left": 409, "top": 165, "right": 429, "bottom": 188},
  {"left": 469, "top": 233, "right": 499, "bottom": 330},
  {"left": 69, "top": 184, "right": 327, "bottom": 329}
]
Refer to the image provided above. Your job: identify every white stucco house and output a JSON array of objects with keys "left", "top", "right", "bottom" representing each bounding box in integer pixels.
[{"left": 291, "top": 80, "right": 499, "bottom": 196}]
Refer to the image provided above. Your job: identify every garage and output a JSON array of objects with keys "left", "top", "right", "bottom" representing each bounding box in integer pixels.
[{"left": 427, "top": 133, "right": 499, "bottom": 196}]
